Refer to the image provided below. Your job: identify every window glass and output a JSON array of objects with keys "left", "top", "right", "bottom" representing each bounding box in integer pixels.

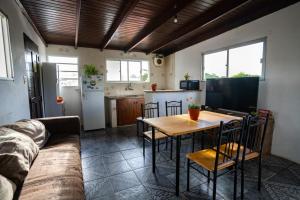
[
  {"left": 204, "top": 51, "right": 227, "bottom": 79},
  {"left": 48, "top": 56, "right": 78, "bottom": 64},
  {"left": 56, "top": 62, "right": 79, "bottom": 87},
  {"left": 0, "top": 21, "right": 7, "bottom": 78},
  {"left": 128, "top": 61, "right": 141, "bottom": 81},
  {"left": 0, "top": 12, "right": 13, "bottom": 79},
  {"left": 203, "top": 39, "right": 265, "bottom": 80},
  {"left": 229, "top": 42, "right": 263, "bottom": 78},
  {"left": 106, "top": 60, "right": 120, "bottom": 81},
  {"left": 106, "top": 60, "right": 150, "bottom": 82},
  {"left": 121, "top": 61, "right": 128, "bottom": 81},
  {"left": 141, "top": 61, "right": 149, "bottom": 82},
  {"left": 58, "top": 64, "right": 78, "bottom": 71}
]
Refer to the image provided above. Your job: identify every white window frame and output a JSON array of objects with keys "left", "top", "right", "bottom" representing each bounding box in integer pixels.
[
  {"left": 0, "top": 11, "right": 13, "bottom": 81},
  {"left": 105, "top": 59, "right": 150, "bottom": 83},
  {"left": 47, "top": 56, "right": 79, "bottom": 87},
  {"left": 57, "top": 64, "right": 79, "bottom": 87},
  {"left": 202, "top": 37, "right": 267, "bottom": 81}
]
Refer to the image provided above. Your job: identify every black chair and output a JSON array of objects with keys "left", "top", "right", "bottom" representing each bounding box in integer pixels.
[
  {"left": 165, "top": 100, "right": 182, "bottom": 159},
  {"left": 141, "top": 102, "right": 168, "bottom": 156},
  {"left": 186, "top": 118, "right": 246, "bottom": 200},
  {"left": 239, "top": 112, "right": 270, "bottom": 199}
]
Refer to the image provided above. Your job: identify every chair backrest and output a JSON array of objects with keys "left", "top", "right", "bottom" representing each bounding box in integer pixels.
[
  {"left": 213, "top": 118, "right": 246, "bottom": 170},
  {"left": 141, "top": 102, "right": 159, "bottom": 119},
  {"left": 165, "top": 100, "right": 182, "bottom": 116},
  {"left": 242, "top": 113, "right": 270, "bottom": 158}
]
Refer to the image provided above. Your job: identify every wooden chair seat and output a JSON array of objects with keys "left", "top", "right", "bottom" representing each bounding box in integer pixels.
[
  {"left": 186, "top": 149, "right": 235, "bottom": 171},
  {"left": 218, "top": 143, "right": 260, "bottom": 161},
  {"left": 143, "top": 130, "right": 168, "bottom": 140}
]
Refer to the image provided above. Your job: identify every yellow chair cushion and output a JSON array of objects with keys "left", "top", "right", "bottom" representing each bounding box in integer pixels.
[
  {"left": 186, "top": 149, "right": 235, "bottom": 171},
  {"left": 143, "top": 130, "right": 168, "bottom": 140},
  {"left": 218, "top": 143, "right": 259, "bottom": 161}
]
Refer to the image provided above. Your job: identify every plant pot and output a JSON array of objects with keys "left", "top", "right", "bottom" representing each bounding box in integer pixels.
[
  {"left": 151, "top": 84, "right": 157, "bottom": 91},
  {"left": 188, "top": 108, "right": 200, "bottom": 120}
]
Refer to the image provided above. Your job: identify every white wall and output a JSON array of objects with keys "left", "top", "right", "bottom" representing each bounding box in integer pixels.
[
  {"left": 46, "top": 45, "right": 167, "bottom": 117},
  {"left": 0, "top": 1, "right": 46, "bottom": 125},
  {"left": 172, "top": 2, "right": 300, "bottom": 163}
]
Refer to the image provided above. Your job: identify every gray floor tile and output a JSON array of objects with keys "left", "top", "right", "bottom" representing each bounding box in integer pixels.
[
  {"left": 84, "top": 178, "right": 114, "bottom": 200},
  {"left": 109, "top": 171, "right": 141, "bottom": 192},
  {"left": 81, "top": 125, "right": 300, "bottom": 200}
]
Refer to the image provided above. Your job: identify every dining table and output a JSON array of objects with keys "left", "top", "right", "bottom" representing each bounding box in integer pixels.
[{"left": 143, "top": 110, "right": 242, "bottom": 196}]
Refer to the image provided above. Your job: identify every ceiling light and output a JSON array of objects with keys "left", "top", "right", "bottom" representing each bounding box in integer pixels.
[{"left": 174, "top": 14, "right": 178, "bottom": 23}]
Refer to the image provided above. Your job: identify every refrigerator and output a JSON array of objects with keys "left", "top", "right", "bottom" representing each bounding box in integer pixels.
[
  {"left": 81, "top": 75, "right": 105, "bottom": 131},
  {"left": 42, "top": 63, "right": 64, "bottom": 117}
]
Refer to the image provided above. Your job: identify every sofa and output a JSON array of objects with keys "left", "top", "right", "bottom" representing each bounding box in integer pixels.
[{"left": 0, "top": 116, "right": 84, "bottom": 200}]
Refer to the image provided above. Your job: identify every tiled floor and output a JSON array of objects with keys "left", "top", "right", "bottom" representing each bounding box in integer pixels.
[{"left": 81, "top": 125, "right": 300, "bottom": 200}]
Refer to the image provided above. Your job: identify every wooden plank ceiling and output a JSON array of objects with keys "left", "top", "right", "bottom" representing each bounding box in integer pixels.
[{"left": 20, "top": 0, "right": 299, "bottom": 56}]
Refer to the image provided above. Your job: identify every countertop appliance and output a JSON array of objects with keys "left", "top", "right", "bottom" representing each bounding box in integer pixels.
[
  {"left": 81, "top": 75, "right": 105, "bottom": 131},
  {"left": 205, "top": 77, "right": 259, "bottom": 113},
  {"left": 179, "top": 80, "right": 200, "bottom": 90}
]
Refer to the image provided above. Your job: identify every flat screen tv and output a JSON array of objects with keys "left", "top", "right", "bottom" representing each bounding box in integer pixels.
[{"left": 205, "top": 77, "right": 259, "bottom": 113}]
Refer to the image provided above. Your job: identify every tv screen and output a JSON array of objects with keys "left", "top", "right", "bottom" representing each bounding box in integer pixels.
[{"left": 205, "top": 77, "right": 259, "bottom": 113}]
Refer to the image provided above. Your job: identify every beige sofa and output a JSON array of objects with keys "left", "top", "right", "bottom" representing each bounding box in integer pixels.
[{"left": 9, "top": 116, "right": 84, "bottom": 200}]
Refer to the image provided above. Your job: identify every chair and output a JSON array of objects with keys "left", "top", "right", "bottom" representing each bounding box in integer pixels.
[
  {"left": 165, "top": 100, "right": 182, "bottom": 159},
  {"left": 186, "top": 119, "right": 246, "bottom": 200},
  {"left": 141, "top": 102, "right": 168, "bottom": 156},
  {"left": 239, "top": 112, "right": 270, "bottom": 199}
]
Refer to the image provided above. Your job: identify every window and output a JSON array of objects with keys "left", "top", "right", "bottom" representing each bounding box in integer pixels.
[
  {"left": 48, "top": 56, "right": 79, "bottom": 86},
  {"left": 0, "top": 12, "right": 13, "bottom": 79},
  {"left": 106, "top": 59, "right": 150, "bottom": 82},
  {"left": 203, "top": 39, "right": 266, "bottom": 80}
]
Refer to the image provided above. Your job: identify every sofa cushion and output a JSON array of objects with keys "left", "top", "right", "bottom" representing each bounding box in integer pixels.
[
  {"left": 0, "top": 174, "right": 16, "bottom": 200},
  {"left": 4, "top": 119, "right": 50, "bottom": 149},
  {"left": 19, "top": 134, "right": 84, "bottom": 200},
  {"left": 0, "top": 127, "right": 39, "bottom": 185}
]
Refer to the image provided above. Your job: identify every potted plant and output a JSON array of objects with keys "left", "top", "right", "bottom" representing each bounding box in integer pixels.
[
  {"left": 184, "top": 73, "right": 190, "bottom": 80},
  {"left": 83, "top": 64, "right": 98, "bottom": 77},
  {"left": 151, "top": 83, "right": 157, "bottom": 91},
  {"left": 188, "top": 103, "right": 200, "bottom": 120}
]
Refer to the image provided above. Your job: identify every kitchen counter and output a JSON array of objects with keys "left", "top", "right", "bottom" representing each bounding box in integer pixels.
[
  {"left": 105, "top": 94, "right": 144, "bottom": 99},
  {"left": 144, "top": 90, "right": 203, "bottom": 117},
  {"left": 144, "top": 89, "right": 201, "bottom": 93}
]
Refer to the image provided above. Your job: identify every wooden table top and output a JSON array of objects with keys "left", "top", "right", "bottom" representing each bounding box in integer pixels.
[{"left": 143, "top": 111, "right": 242, "bottom": 136}]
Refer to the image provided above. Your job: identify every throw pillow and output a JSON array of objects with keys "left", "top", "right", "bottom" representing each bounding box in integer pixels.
[
  {"left": 0, "top": 127, "right": 39, "bottom": 185},
  {"left": 4, "top": 119, "right": 51, "bottom": 149},
  {"left": 0, "top": 174, "right": 16, "bottom": 200}
]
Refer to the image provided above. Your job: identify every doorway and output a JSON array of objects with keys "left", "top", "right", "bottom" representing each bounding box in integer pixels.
[{"left": 24, "top": 34, "right": 43, "bottom": 118}]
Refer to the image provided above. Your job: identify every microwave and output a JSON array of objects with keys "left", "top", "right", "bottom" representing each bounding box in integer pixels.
[{"left": 180, "top": 80, "right": 200, "bottom": 90}]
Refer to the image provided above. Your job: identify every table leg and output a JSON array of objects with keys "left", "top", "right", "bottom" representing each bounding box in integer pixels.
[
  {"left": 176, "top": 135, "right": 181, "bottom": 196},
  {"left": 136, "top": 120, "right": 139, "bottom": 136},
  {"left": 152, "top": 126, "right": 156, "bottom": 173}
]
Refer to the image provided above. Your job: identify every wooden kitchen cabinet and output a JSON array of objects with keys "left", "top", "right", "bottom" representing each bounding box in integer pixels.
[{"left": 117, "top": 98, "right": 144, "bottom": 126}]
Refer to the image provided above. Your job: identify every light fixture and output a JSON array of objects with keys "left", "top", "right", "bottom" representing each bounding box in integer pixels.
[
  {"left": 174, "top": 14, "right": 178, "bottom": 23},
  {"left": 173, "top": 0, "right": 178, "bottom": 24}
]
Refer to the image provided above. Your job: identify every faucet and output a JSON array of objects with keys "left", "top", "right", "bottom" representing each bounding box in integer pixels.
[{"left": 125, "top": 82, "right": 134, "bottom": 90}]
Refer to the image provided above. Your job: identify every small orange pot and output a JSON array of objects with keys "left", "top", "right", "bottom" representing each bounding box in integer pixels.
[
  {"left": 151, "top": 84, "right": 157, "bottom": 91},
  {"left": 56, "top": 96, "right": 64, "bottom": 104},
  {"left": 188, "top": 108, "right": 200, "bottom": 121}
]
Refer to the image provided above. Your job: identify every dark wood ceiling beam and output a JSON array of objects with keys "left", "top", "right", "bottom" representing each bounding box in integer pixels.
[
  {"left": 100, "top": 0, "right": 140, "bottom": 50},
  {"left": 147, "top": 0, "right": 249, "bottom": 54},
  {"left": 125, "top": 0, "right": 196, "bottom": 52},
  {"left": 15, "top": 0, "right": 47, "bottom": 46},
  {"left": 75, "top": 0, "right": 81, "bottom": 48},
  {"left": 163, "top": 0, "right": 300, "bottom": 56}
]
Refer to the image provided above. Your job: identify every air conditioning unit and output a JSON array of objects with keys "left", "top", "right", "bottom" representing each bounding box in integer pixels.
[{"left": 153, "top": 55, "right": 164, "bottom": 67}]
